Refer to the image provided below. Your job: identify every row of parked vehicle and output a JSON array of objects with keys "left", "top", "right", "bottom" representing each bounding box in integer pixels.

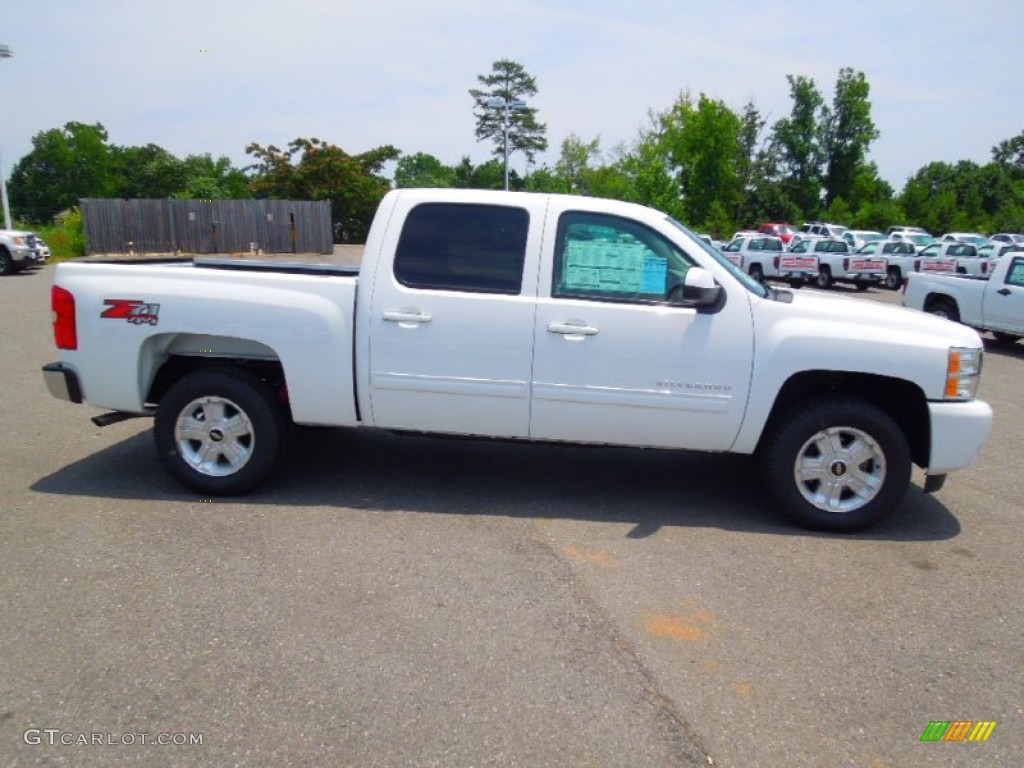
[{"left": 711, "top": 222, "right": 1024, "bottom": 291}]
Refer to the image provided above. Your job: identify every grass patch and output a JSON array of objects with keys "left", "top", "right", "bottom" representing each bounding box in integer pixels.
[{"left": 15, "top": 208, "right": 86, "bottom": 262}]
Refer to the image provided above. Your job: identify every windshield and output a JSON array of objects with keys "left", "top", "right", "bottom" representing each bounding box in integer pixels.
[{"left": 666, "top": 217, "right": 769, "bottom": 298}]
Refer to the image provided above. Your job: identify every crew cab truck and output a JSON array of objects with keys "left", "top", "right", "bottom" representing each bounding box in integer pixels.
[
  {"left": 903, "top": 251, "right": 1024, "bottom": 343},
  {"left": 43, "top": 189, "right": 993, "bottom": 532}
]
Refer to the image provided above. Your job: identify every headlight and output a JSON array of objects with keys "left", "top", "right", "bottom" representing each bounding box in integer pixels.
[{"left": 945, "top": 346, "right": 983, "bottom": 400}]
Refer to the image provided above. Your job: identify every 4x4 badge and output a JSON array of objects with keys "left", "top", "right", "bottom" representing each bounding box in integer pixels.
[{"left": 101, "top": 299, "right": 161, "bottom": 326}]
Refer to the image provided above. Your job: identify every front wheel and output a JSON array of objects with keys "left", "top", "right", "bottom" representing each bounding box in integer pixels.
[
  {"left": 760, "top": 398, "right": 911, "bottom": 531},
  {"left": 154, "top": 368, "right": 285, "bottom": 495},
  {"left": 0, "top": 250, "right": 14, "bottom": 276}
]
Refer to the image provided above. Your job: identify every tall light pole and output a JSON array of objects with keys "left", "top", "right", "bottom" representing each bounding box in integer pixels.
[
  {"left": 486, "top": 97, "right": 527, "bottom": 191},
  {"left": 0, "top": 44, "right": 12, "bottom": 229}
]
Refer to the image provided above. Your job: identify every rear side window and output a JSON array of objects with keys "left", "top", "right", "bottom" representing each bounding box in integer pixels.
[{"left": 394, "top": 203, "right": 529, "bottom": 294}]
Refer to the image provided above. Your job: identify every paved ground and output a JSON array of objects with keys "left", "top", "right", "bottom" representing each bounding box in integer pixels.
[{"left": 0, "top": 265, "right": 1020, "bottom": 767}]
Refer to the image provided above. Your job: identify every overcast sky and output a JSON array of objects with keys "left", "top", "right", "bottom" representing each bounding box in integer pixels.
[{"left": 3, "top": 0, "right": 1022, "bottom": 194}]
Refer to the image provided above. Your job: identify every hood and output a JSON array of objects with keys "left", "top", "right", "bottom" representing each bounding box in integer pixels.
[{"left": 780, "top": 288, "right": 983, "bottom": 348}]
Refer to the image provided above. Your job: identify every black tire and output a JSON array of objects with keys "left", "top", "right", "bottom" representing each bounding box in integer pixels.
[
  {"left": 884, "top": 268, "right": 902, "bottom": 291},
  {"left": 926, "top": 298, "right": 960, "bottom": 323},
  {"left": 154, "top": 368, "right": 285, "bottom": 495},
  {"left": 853, "top": 280, "right": 871, "bottom": 292},
  {"left": 815, "top": 266, "right": 833, "bottom": 289},
  {"left": 760, "top": 398, "right": 911, "bottom": 532},
  {"left": 0, "top": 249, "right": 13, "bottom": 276},
  {"left": 749, "top": 264, "right": 765, "bottom": 283},
  {"left": 991, "top": 331, "right": 1021, "bottom": 344}
]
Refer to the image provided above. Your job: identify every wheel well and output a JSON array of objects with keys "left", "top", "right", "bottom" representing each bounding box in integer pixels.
[
  {"left": 923, "top": 292, "right": 956, "bottom": 312},
  {"left": 759, "top": 371, "right": 930, "bottom": 468},
  {"left": 146, "top": 356, "right": 288, "bottom": 410}
]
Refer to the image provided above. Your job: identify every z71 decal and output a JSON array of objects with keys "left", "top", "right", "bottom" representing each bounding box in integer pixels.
[{"left": 101, "top": 299, "right": 161, "bottom": 326}]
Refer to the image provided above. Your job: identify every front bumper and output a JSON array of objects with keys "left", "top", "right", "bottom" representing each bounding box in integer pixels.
[
  {"left": 42, "top": 362, "right": 82, "bottom": 404},
  {"left": 12, "top": 245, "right": 46, "bottom": 265},
  {"left": 927, "top": 399, "right": 993, "bottom": 474}
]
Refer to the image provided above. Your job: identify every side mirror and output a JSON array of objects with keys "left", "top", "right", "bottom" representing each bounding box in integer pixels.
[{"left": 670, "top": 266, "right": 722, "bottom": 307}]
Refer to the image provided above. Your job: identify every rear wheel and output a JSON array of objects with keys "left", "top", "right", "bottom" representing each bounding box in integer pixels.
[
  {"left": 760, "top": 398, "right": 911, "bottom": 532},
  {"left": 749, "top": 264, "right": 765, "bottom": 283},
  {"left": 815, "top": 266, "right": 833, "bottom": 289},
  {"left": 926, "top": 299, "right": 960, "bottom": 323},
  {"left": 884, "top": 267, "right": 902, "bottom": 291},
  {"left": 154, "top": 368, "right": 285, "bottom": 495}
]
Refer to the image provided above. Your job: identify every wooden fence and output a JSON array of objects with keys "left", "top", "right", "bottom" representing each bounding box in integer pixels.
[{"left": 81, "top": 199, "right": 333, "bottom": 255}]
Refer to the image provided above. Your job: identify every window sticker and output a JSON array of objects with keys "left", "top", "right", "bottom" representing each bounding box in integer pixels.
[{"left": 563, "top": 240, "right": 660, "bottom": 294}]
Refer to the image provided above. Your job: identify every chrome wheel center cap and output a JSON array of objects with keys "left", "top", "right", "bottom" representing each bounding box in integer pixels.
[{"left": 830, "top": 460, "right": 848, "bottom": 477}]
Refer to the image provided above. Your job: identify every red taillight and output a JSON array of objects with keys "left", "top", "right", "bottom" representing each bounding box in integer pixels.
[
  {"left": 52, "top": 285, "right": 77, "bottom": 350},
  {"left": 843, "top": 258, "right": 850, "bottom": 271}
]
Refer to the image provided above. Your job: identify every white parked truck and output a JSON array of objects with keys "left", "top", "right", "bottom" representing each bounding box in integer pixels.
[
  {"left": 788, "top": 237, "right": 886, "bottom": 290},
  {"left": 42, "top": 189, "right": 993, "bottom": 531},
  {"left": 902, "top": 250, "right": 1024, "bottom": 343}
]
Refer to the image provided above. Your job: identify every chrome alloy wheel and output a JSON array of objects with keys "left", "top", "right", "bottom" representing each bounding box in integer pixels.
[
  {"left": 793, "top": 426, "right": 886, "bottom": 513},
  {"left": 174, "top": 395, "right": 255, "bottom": 477}
]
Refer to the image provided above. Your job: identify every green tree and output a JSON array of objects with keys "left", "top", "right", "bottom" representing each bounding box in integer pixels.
[
  {"left": 111, "top": 143, "right": 186, "bottom": 198},
  {"left": 616, "top": 116, "right": 684, "bottom": 220},
  {"left": 992, "top": 130, "right": 1024, "bottom": 168},
  {"left": 394, "top": 152, "right": 455, "bottom": 188},
  {"left": 176, "top": 153, "right": 250, "bottom": 199},
  {"left": 661, "top": 93, "right": 743, "bottom": 230},
  {"left": 246, "top": 137, "right": 399, "bottom": 242},
  {"left": 822, "top": 68, "right": 879, "bottom": 208},
  {"left": 554, "top": 134, "right": 602, "bottom": 194},
  {"left": 450, "top": 156, "right": 518, "bottom": 190},
  {"left": 9, "top": 121, "right": 117, "bottom": 222},
  {"left": 772, "top": 75, "right": 827, "bottom": 218},
  {"left": 469, "top": 59, "right": 548, "bottom": 183}
]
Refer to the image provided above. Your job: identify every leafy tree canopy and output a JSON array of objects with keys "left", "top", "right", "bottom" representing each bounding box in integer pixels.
[{"left": 246, "top": 137, "right": 399, "bottom": 242}]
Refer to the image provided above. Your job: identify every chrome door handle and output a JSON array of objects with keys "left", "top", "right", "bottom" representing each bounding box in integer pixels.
[
  {"left": 383, "top": 310, "right": 432, "bottom": 324},
  {"left": 547, "top": 321, "right": 599, "bottom": 336}
]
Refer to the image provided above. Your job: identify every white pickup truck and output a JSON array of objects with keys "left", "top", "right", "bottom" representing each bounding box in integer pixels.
[
  {"left": 788, "top": 237, "right": 886, "bottom": 289},
  {"left": 902, "top": 251, "right": 1024, "bottom": 343},
  {"left": 42, "top": 189, "right": 993, "bottom": 531}
]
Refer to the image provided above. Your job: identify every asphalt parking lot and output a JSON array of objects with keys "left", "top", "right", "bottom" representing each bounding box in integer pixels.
[{"left": 0, "top": 268, "right": 1020, "bottom": 767}]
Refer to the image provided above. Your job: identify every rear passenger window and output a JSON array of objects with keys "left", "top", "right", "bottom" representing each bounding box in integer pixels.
[{"left": 394, "top": 203, "right": 528, "bottom": 294}]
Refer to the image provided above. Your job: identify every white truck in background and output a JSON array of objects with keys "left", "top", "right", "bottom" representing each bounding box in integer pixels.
[
  {"left": 0, "top": 229, "right": 49, "bottom": 275},
  {"left": 42, "top": 189, "right": 993, "bottom": 532},
  {"left": 902, "top": 251, "right": 1024, "bottom": 343},
  {"left": 788, "top": 237, "right": 886, "bottom": 290}
]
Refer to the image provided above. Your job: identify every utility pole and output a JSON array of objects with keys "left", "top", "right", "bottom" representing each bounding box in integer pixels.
[
  {"left": 486, "top": 97, "right": 527, "bottom": 191},
  {"left": 0, "top": 45, "right": 13, "bottom": 229}
]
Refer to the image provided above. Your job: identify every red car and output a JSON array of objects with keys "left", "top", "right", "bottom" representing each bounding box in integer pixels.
[{"left": 757, "top": 223, "right": 797, "bottom": 244}]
